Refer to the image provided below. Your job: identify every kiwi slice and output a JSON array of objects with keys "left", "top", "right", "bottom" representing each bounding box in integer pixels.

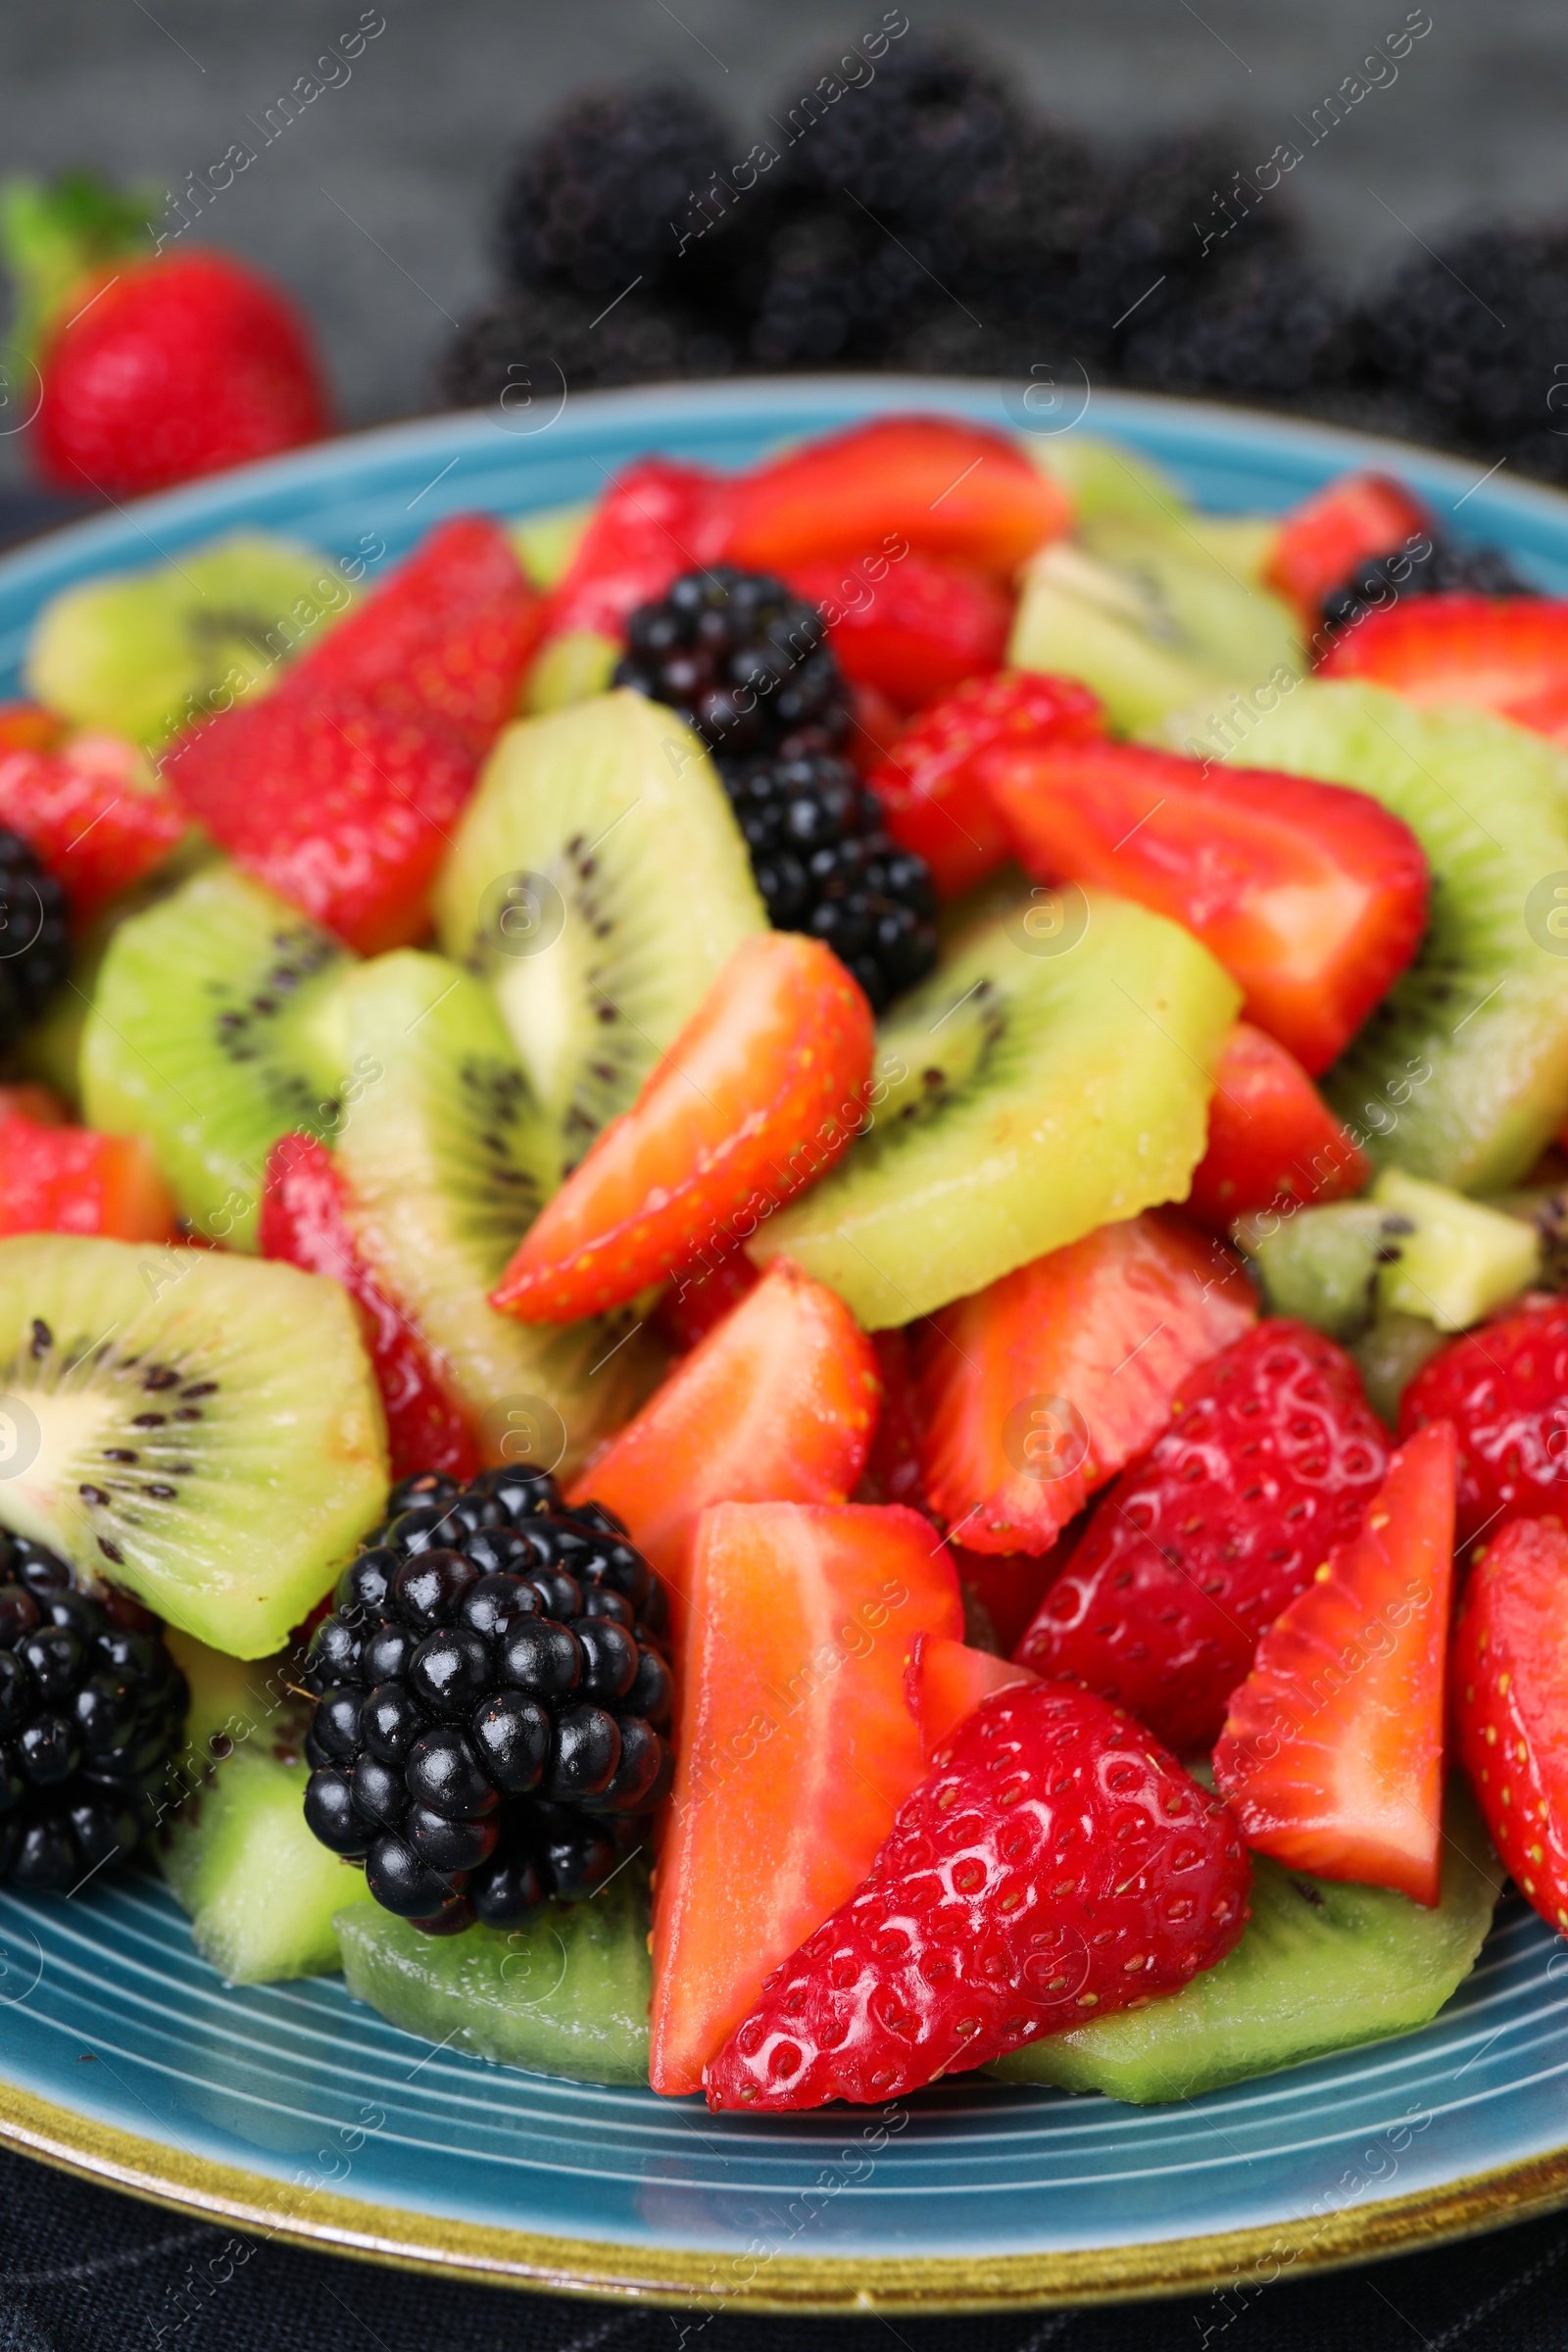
[
  {"left": 1008, "top": 513, "right": 1301, "bottom": 738},
  {"left": 79, "top": 864, "right": 352, "bottom": 1250},
  {"left": 0, "top": 1235, "right": 386, "bottom": 1655},
  {"left": 1038, "top": 436, "right": 1278, "bottom": 577},
  {"left": 337, "top": 1863, "right": 651, "bottom": 2083},
  {"left": 750, "top": 884, "right": 1240, "bottom": 1329},
  {"left": 509, "top": 498, "right": 594, "bottom": 588},
  {"left": 1239, "top": 1200, "right": 1401, "bottom": 1341},
  {"left": 1350, "top": 1313, "right": 1446, "bottom": 1427},
  {"left": 25, "top": 532, "right": 350, "bottom": 750},
  {"left": 989, "top": 1782, "right": 1501, "bottom": 2103},
  {"left": 159, "top": 1630, "right": 373, "bottom": 1983},
  {"left": 433, "top": 690, "right": 764, "bottom": 1190},
  {"left": 1215, "top": 683, "right": 1568, "bottom": 1193},
  {"left": 307, "top": 948, "right": 662, "bottom": 1478},
  {"left": 1370, "top": 1167, "right": 1540, "bottom": 1329}
]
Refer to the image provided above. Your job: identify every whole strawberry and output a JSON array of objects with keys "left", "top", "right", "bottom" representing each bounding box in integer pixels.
[
  {"left": 1399, "top": 1295, "right": 1568, "bottom": 1555},
  {"left": 1016, "top": 1321, "right": 1389, "bottom": 1754},
  {"left": 1453, "top": 1515, "right": 1568, "bottom": 1934},
  {"left": 3, "top": 174, "right": 331, "bottom": 499},
  {"left": 703, "top": 1681, "right": 1249, "bottom": 2111}
]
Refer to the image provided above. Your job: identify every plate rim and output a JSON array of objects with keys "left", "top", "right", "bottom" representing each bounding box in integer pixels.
[{"left": 5, "top": 375, "right": 1568, "bottom": 2310}]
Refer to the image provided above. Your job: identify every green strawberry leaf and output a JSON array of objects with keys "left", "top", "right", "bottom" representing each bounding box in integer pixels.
[{"left": 0, "top": 171, "right": 162, "bottom": 389}]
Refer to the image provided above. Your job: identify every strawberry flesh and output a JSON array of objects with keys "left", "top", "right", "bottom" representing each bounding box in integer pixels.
[
  {"left": 786, "top": 551, "right": 1012, "bottom": 710},
  {"left": 1021, "top": 1321, "right": 1391, "bottom": 1753},
  {"left": 917, "top": 1209, "right": 1256, "bottom": 1555},
  {"left": 1185, "top": 1020, "right": 1371, "bottom": 1231},
  {"left": 260, "top": 1131, "right": 477, "bottom": 1483},
  {"left": 1398, "top": 1294, "right": 1568, "bottom": 1553},
  {"left": 705, "top": 1680, "right": 1250, "bottom": 2110},
  {"left": 1453, "top": 1515, "right": 1568, "bottom": 1936},
  {"left": 0, "top": 1113, "right": 175, "bottom": 1242},
  {"left": 1319, "top": 595, "right": 1568, "bottom": 748},
  {"left": 1263, "top": 471, "right": 1431, "bottom": 625},
  {"left": 491, "top": 932, "right": 874, "bottom": 1322},
  {"left": 540, "top": 457, "right": 733, "bottom": 645},
  {"left": 903, "top": 1630, "right": 1036, "bottom": 1759},
  {"left": 0, "top": 736, "right": 183, "bottom": 919},
  {"left": 988, "top": 738, "right": 1430, "bottom": 1075},
  {"left": 1213, "top": 1420, "right": 1455, "bottom": 1905}
]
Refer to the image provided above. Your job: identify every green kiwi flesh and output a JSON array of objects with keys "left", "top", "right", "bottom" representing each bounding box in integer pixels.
[
  {"left": 25, "top": 531, "right": 351, "bottom": 750},
  {"left": 0, "top": 1236, "right": 386, "bottom": 1656},
  {"left": 989, "top": 1782, "right": 1501, "bottom": 2103},
  {"left": 434, "top": 690, "right": 764, "bottom": 1190},
  {"left": 306, "top": 949, "right": 662, "bottom": 1479},
  {"left": 1212, "top": 682, "right": 1568, "bottom": 1193},
  {"left": 337, "top": 1863, "right": 651, "bottom": 2083},
  {"left": 159, "top": 1630, "right": 372, "bottom": 1983},
  {"left": 1350, "top": 1313, "right": 1446, "bottom": 1427},
  {"left": 509, "top": 499, "right": 594, "bottom": 588},
  {"left": 1370, "top": 1167, "right": 1540, "bottom": 1329},
  {"left": 79, "top": 865, "right": 352, "bottom": 1250},
  {"left": 749, "top": 885, "right": 1241, "bottom": 1328}
]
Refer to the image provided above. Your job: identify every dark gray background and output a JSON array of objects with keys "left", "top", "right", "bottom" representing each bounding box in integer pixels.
[{"left": 3, "top": 1, "right": 1568, "bottom": 443}]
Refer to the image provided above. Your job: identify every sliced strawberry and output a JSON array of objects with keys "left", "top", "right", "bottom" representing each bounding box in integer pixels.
[
  {"left": 295, "top": 514, "right": 543, "bottom": 756},
  {"left": 491, "top": 932, "right": 874, "bottom": 1323},
  {"left": 166, "top": 686, "right": 476, "bottom": 956},
  {"left": 853, "top": 1328, "right": 929, "bottom": 1513},
  {"left": 1186, "top": 1020, "right": 1371, "bottom": 1231},
  {"left": 650, "top": 1498, "right": 961, "bottom": 2096},
  {"left": 1453, "top": 1515, "right": 1568, "bottom": 1934},
  {"left": 986, "top": 738, "right": 1430, "bottom": 1074},
  {"left": 259, "top": 1132, "right": 477, "bottom": 1484},
  {"left": 787, "top": 551, "right": 1012, "bottom": 710},
  {"left": 844, "top": 680, "right": 912, "bottom": 779},
  {"left": 540, "top": 456, "right": 733, "bottom": 645},
  {"left": 1319, "top": 596, "right": 1568, "bottom": 746},
  {"left": 904, "top": 1630, "right": 1036, "bottom": 1759},
  {"left": 0, "top": 704, "right": 64, "bottom": 754},
  {"left": 917, "top": 1210, "right": 1255, "bottom": 1555},
  {"left": 705, "top": 1680, "right": 1249, "bottom": 2110},
  {"left": 1018, "top": 1320, "right": 1391, "bottom": 1754},
  {"left": 1398, "top": 1294, "right": 1568, "bottom": 1554},
  {"left": 0, "top": 735, "right": 184, "bottom": 919},
  {"left": 721, "top": 416, "right": 1073, "bottom": 580},
  {"left": 1263, "top": 471, "right": 1431, "bottom": 625},
  {"left": 652, "top": 1240, "right": 760, "bottom": 1354},
  {"left": 0, "top": 1113, "right": 175, "bottom": 1241},
  {"left": 864, "top": 669, "right": 1103, "bottom": 900},
  {"left": 568, "top": 1258, "right": 880, "bottom": 1642},
  {"left": 1213, "top": 1420, "right": 1456, "bottom": 1905}
]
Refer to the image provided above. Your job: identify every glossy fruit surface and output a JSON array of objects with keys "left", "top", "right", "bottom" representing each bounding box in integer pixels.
[
  {"left": 0, "top": 735, "right": 183, "bottom": 919},
  {"left": 1399, "top": 1295, "right": 1568, "bottom": 1554},
  {"left": 1263, "top": 472, "right": 1430, "bottom": 625},
  {"left": 1186, "top": 1021, "right": 1370, "bottom": 1230},
  {"left": 540, "top": 456, "right": 733, "bottom": 644},
  {"left": 1453, "top": 1514, "right": 1568, "bottom": 1935},
  {"left": 1319, "top": 596, "right": 1568, "bottom": 745},
  {"left": 903, "top": 1630, "right": 1035, "bottom": 1758},
  {"left": 0, "top": 1112, "right": 175, "bottom": 1242},
  {"left": 788, "top": 551, "right": 1012, "bottom": 710}
]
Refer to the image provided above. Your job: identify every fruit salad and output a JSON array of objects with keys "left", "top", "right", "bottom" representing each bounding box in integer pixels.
[{"left": 7, "top": 409, "right": 1568, "bottom": 2119}]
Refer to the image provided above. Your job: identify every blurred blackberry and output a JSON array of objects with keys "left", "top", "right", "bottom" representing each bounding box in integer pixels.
[
  {"left": 722, "top": 749, "right": 938, "bottom": 1010},
  {"left": 941, "top": 123, "right": 1105, "bottom": 366},
  {"left": 745, "top": 204, "right": 949, "bottom": 368},
  {"left": 612, "top": 567, "right": 850, "bottom": 760},
  {"left": 0, "top": 1548, "right": 188, "bottom": 1892},
  {"left": 0, "top": 829, "right": 69, "bottom": 1050},
  {"left": 1320, "top": 531, "right": 1531, "bottom": 635},
  {"left": 301, "top": 1466, "right": 672, "bottom": 1936},
  {"left": 1361, "top": 224, "right": 1568, "bottom": 482},
  {"left": 780, "top": 35, "right": 1020, "bottom": 233},
  {"left": 498, "top": 82, "right": 743, "bottom": 303},
  {"left": 439, "top": 282, "right": 737, "bottom": 410},
  {"left": 1122, "top": 252, "right": 1356, "bottom": 400}
]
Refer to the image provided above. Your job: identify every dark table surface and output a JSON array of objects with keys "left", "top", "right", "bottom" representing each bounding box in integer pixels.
[{"left": 7, "top": 5, "right": 1568, "bottom": 2343}]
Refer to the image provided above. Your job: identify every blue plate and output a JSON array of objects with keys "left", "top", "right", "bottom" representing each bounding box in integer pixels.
[{"left": 2, "top": 379, "right": 1567, "bottom": 2312}]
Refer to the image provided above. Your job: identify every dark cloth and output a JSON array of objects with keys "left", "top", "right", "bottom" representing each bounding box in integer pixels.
[{"left": 2, "top": 2143, "right": 1567, "bottom": 2352}]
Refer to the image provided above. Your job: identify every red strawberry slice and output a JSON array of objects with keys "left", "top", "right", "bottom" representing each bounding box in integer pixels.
[
  {"left": 1319, "top": 596, "right": 1568, "bottom": 747},
  {"left": 853, "top": 1328, "right": 929, "bottom": 1513},
  {"left": 1453, "top": 1515, "right": 1568, "bottom": 1935},
  {"left": 1263, "top": 471, "right": 1431, "bottom": 626},
  {"left": 787, "top": 551, "right": 1012, "bottom": 710},
  {"left": 986, "top": 738, "right": 1429, "bottom": 1074},
  {"left": 295, "top": 514, "right": 543, "bottom": 756},
  {"left": 705, "top": 1680, "right": 1249, "bottom": 2110},
  {"left": 1018, "top": 1320, "right": 1391, "bottom": 1754},
  {"left": 569, "top": 1258, "right": 880, "bottom": 1643},
  {"left": 1213, "top": 1420, "right": 1456, "bottom": 1905},
  {"left": 1185, "top": 1020, "right": 1370, "bottom": 1231},
  {"left": 721, "top": 416, "right": 1073, "bottom": 580},
  {"left": 491, "top": 932, "right": 874, "bottom": 1323},
  {"left": 864, "top": 669, "right": 1103, "bottom": 899},
  {"left": 0, "top": 735, "right": 184, "bottom": 920},
  {"left": 166, "top": 686, "right": 476, "bottom": 956},
  {"left": 0, "top": 1113, "right": 175, "bottom": 1242},
  {"left": 904, "top": 1630, "right": 1036, "bottom": 1758},
  {"left": 1398, "top": 1295, "right": 1568, "bottom": 1555},
  {"left": 540, "top": 456, "right": 733, "bottom": 645},
  {"left": 844, "top": 680, "right": 911, "bottom": 779},
  {"left": 260, "top": 1132, "right": 477, "bottom": 1484},
  {"left": 650, "top": 1499, "right": 961, "bottom": 2096},
  {"left": 652, "top": 1239, "right": 760, "bottom": 1353},
  {"left": 917, "top": 1210, "right": 1255, "bottom": 1556}
]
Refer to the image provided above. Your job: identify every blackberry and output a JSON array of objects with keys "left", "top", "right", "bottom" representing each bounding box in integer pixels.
[
  {"left": 722, "top": 749, "right": 938, "bottom": 1011},
  {"left": 0, "top": 1539, "right": 188, "bottom": 1892},
  {"left": 779, "top": 35, "right": 1020, "bottom": 233},
  {"left": 745, "top": 203, "right": 947, "bottom": 370},
  {"left": 1319, "top": 531, "right": 1531, "bottom": 637},
  {"left": 301, "top": 1467, "right": 672, "bottom": 1936},
  {"left": 612, "top": 566, "right": 850, "bottom": 763},
  {"left": 0, "top": 828, "right": 69, "bottom": 1050},
  {"left": 1122, "top": 252, "right": 1355, "bottom": 401},
  {"left": 438, "top": 282, "right": 737, "bottom": 411}
]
